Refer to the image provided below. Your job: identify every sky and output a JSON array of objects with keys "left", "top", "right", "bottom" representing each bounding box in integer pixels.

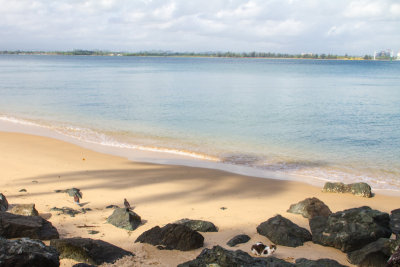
[{"left": 1, "top": 0, "right": 399, "bottom": 55}]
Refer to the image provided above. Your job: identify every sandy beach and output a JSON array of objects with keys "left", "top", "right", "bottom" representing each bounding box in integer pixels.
[{"left": 1, "top": 131, "right": 399, "bottom": 266}]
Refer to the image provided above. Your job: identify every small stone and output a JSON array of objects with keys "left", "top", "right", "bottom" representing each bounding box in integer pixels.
[
  {"left": 227, "top": 234, "right": 251, "bottom": 247},
  {"left": 107, "top": 208, "right": 141, "bottom": 231},
  {"left": 88, "top": 230, "right": 99, "bottom": 235},
  {"left": 19, "top": 189, "right": 27, "bottom": 192},
  {"left": 106, "top": 205, "right": 120, "bottom": 209}
]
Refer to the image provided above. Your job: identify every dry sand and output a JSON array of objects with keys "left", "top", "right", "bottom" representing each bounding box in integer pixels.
[{"left": 1, "top": 131, "right": 399, "bottom": 266}]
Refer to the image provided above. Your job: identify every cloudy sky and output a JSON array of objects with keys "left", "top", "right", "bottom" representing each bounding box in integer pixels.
[{"left": 1, "top": 0, "right": 399, "bottom": 55}]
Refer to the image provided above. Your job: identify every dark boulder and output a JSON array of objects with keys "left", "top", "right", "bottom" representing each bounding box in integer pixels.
[
  {"left": 0, "top": 211, "right": 59, "bottom": 240},
  {"left": 257, "top": 215, "right": 312, "bottom": 247},
  {"left": 227, "top": 234, "right": 251, "bottom": 247},
  {"left": 295, "top": 258, "right": 348, "bottom": 267},
  {"left": 72, "top": 264, "right": 96, "bottom": 267},
  {"left": 0, "top": 193, "right": 8, "bottom": 212},
  {"left": 309, "top": 206, "right": 391, "bottom": 252},
  {"left": 135, "top": 223, "right": 204, "bottom": 251},
  {"left": 287, "top": 197, "right": 332, "bottom": 219},
  {"left": 175, "top": 218, "right": 218, "bottom": 232},
  {"left": 0, "top": 237, "right": 59, "bottom": 267},
  {"left": 390, "top": 208, "right": 400, "bottom": 239},
  {"left": 347, "top": 238, "right": 394, "bottom": 266},
  {"left": 322, "top": 182, "right": 372, "bottom": 198},
  {"left": 106, "top": 208, "right": 141, "bottom": 231},
  {"left": 10, "top": 203, "right": 39, "bottom": 216},
  {"left": 50, "top": 237, "right": 133, "bottom": 265},
  {"left": 177, "top": 245, "right": 294, "bottom": 267}
]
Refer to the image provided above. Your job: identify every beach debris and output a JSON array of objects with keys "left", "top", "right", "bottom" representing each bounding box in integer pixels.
[
  {"left": 0, "top": 237, "right": 59, "bottom": 267},
  {"left": 322, "top": 182, "right": 372, "bottom": 198},
  {"left": 390, "top": 208, "right": 400, "bottom": 240},
  {"left": 124, "top": 198, "right": 132, "bottom": 211},
  {"left": 87, "top": 230, "right": 99, "bottom": 235},
  {"left": 135, "top": 223, "right": 204, "bottom": 251},
  {"left": 77, "top": 224, "right": 97, "bottom": 228},
  {"left": 227, "top": 234, "right": 251, "bottom": 247},
  {"left": 107, "top": 208, "right": 141, "bottom": 231},
  {"left": 106, "top": 205, "right": 120, "bottom": 209},
  {"left": 251, "top": 242, "right": 276, "bottom": 256},
  {"left": 257, "top": 215, "right": 312, "bottom": 247},
  {"left": 50, "top": 207, "right": 81, "bottom": 217},
  {"left": 287, "top": 197, "right": 332, "bottom": 219},
  {"left": 310, "top": 206, "right": 391, "bottom": 252},
  {"left": 347, "top": 238, "right": 399, "bottom": 266},
  {"left": 19, "top": 188, "right": 27, "bottom": 192},
  {"left": 80, "top": 207, "right": 92, "bottom": 214},
  {"left": 0, "top": 211, "right": 59, "bottom": 240},
  {"left": 32, "top": 180, "right": 38, "bottom": 183},
  {"left": 9, "top": 203, "right": 39, "bottom": 216},
  {"left": 174, "top": 218, "right": 218, "bottom": 232},
  {"left": 50, "top": 237, "right": 133, "bottom": 265},
  {"left": 177, "top": 245, "right": 293, "bottom": 267},
  {"left": 0, "top": 193, "right": 9, "bottom": 211},
  {"left": 220, "top": 206, "right": 227, "bottom": 210}
]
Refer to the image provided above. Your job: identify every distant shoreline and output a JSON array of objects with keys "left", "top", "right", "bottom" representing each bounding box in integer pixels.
[{"left": 0, "top": 50, "right": 385, "bottom": 61}]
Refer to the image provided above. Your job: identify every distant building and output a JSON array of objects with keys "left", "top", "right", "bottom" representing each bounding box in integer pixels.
[{"left": 374, "top": 49, "right": 393, "bottom": 60}]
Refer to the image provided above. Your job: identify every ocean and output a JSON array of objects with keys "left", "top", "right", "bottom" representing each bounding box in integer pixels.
[{"left": 1, "top": 54, "right": 399, "bottom": 191}]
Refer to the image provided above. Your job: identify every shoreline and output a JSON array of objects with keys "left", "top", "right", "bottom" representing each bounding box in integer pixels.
[
  {"left": 1, "top": 130, "right": 400, "bottom": 266},
  {"left": 1, "top": 115, "right": 400, "bottom": 197}
]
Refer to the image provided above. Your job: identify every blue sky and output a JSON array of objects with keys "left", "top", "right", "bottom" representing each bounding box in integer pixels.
[{"left": 1, "top": 0, "right": 399, "bottom": 55}]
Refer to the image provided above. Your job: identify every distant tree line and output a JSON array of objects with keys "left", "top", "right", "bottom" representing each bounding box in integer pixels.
[{"left": 0, "top": 49, "right": 374, "bottom": 60}]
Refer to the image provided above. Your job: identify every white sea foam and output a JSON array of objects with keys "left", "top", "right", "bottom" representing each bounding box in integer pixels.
[{"left": 1, "top": 113, "right": 399, "bottom": 194}]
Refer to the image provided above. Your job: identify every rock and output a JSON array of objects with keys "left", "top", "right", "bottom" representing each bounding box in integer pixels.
[
  {"left": 51, "top": 207, "right": 81, "bottom": 217},
  {"left": 50, "top": 237, "right": 133, "bottom": 265},
  {"left": 19, "top": 189, "right": 27, "bottom": 192},
  {"left": 177, "top": 245, "right": 294, "bottom": 267},
  {"left": 0, "top": 237, "right": 59, "bottom": 267},
  {"left": 135, "top": 223, "right": 204, "bottom": 251},
  {"left": 322, "top": 182, "right": 372, "bottom": 198},
  {"left": 390, "top": 209, "right": 400, "bottom": 239},
  {"left": 295, "top": 258, "right": 348, "bottom": 267},
  {"left": 227, "top": 234, "right": 251, "bottom": 247},
  {"left": 287, "top": 197, "right": 332, "bottom": 219},
  {"left": 387, "top": 245, "right": 400, "bottom": 267},
  {"left": 347, "top": 238, "right": 394, "bottom": 266},
  {"left": 175, "top": 218, "right": 218, "bottom": 232},
  {"left": 9, "top": 204, "right": 39, "bottom": 216},
  {"left": 107, "top": 208, "right": 141, "bottom": 231},
  {"left": 0, "top": 211, "right": 59, "bottom": 240},
  {"left": 257, "top": 215, "right": 312, "bottom": 247},
  {"left": 309, "top": 206, "right": 391, "bottom": 252},
  {"left": 0, "top": 193, "right": 8, "bottom": 211}
]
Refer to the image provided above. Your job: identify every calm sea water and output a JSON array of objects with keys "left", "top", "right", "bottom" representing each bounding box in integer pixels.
[{"left": 1, "top": 55, "right": 400, "bottom": 190}]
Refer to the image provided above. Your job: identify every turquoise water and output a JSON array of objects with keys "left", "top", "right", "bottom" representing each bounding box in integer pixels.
[{"left": 1, "top": 55, "right": 400, "bottom": 189}]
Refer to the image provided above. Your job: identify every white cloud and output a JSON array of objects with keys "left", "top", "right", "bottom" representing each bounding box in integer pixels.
[{"left": 0, "top": 0, "right": 399, "bottom": 54}]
